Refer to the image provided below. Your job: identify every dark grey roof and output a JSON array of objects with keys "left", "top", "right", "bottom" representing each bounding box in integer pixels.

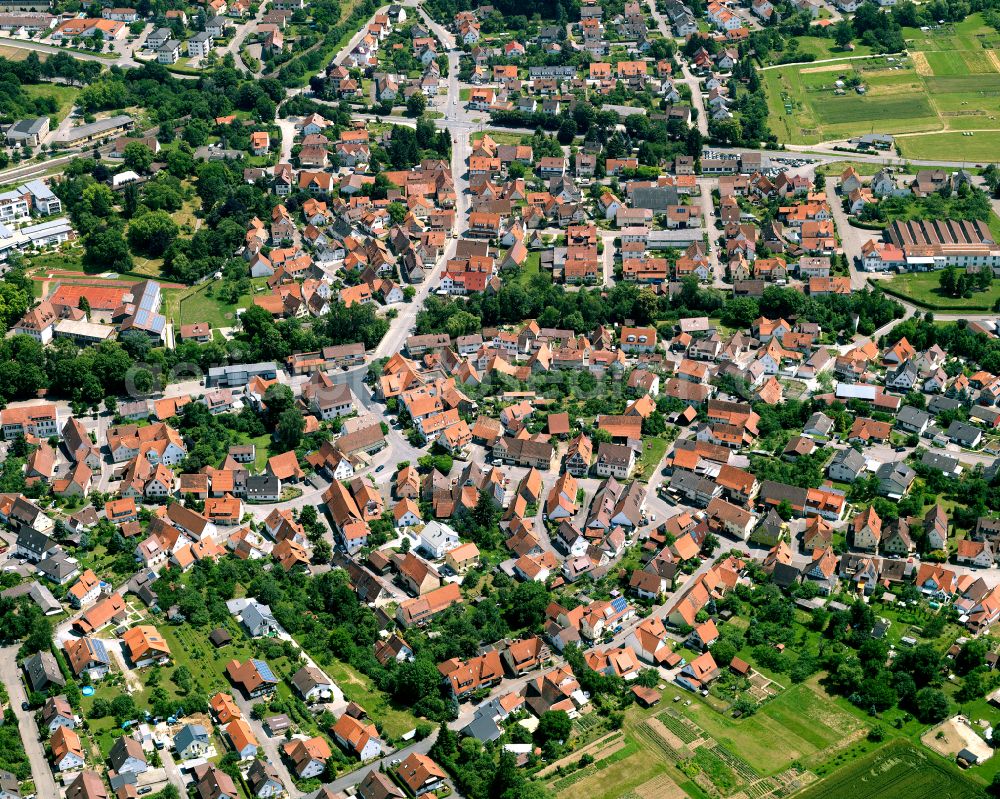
[
  {"left": 946, "top": 420, "right": 981, "bottom": 444},
  {"left": 247, "top": 474, "right": 280, "bottom": 495},
  {"left": 771, "top": 562, "right": 801, "bottom": 588},
  {"left": 830, "top": 447, "right": 865, "bottom": 472},
  {"left": 462, "top": 709, "right": 502, "bottom": 742},
  {"left": 875, "top": 461, "right": 915, "bottom": 486},
  {"left": 37, "top": 550, "right": 78, "bottom": 581},
  {"left": 927, "top": 395, "right": 961, "bottom": 414},
  {"left": 920, "top": 451, "right": 960, "bottom": 473},
  {"left": 896, "top": 405, "right": 931, "bottom": 428},
  {"left": 8, "top": 117, "right": 47, "bottom": 136},
  {"left": 632, "top": 185, "right": 679, "bottom": 212},
  {"left": 759, "top": 480, "right": 808, "bottom": 506},
  {"left": 22, "top": 650, "right": 65, "bottom": 692},
  {"left": 16, "top": 524, "right": 52, "bottom": 556}
]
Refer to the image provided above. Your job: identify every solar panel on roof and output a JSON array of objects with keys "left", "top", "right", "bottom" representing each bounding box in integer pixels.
[
  {"left": 611, "top": 597, "right": 628, "bottom": 613},
  {"left": 252, "top": 659, "right": 278, "bottom": 682},
  {"left": 91, "top": 638, "right": 109, "bottom": 660}
]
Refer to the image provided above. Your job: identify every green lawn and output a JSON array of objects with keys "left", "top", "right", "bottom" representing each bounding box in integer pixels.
[
  {"left": 159, "top": 622, "right": 257, "bottom": 699},
  {"left": 816, "top": 161, "right": 894, "bottom": 177},
  {"left": 515, "top": 251, "right": 548, "bottom": 286},
  {"left": 26, "top": 251, "right": 88, "bottom": 273},
  {"left": 242, "top": 433, "right": 272, "bottom": 473},
  {"left": 880, "top": 270, "right": 1000, "bottom": 311},
  {"left": 312, "top": 656, "right": 422, "bottom": 743},
  {"left": 176, "top": 283, "right": 250, "bottom": 328},
  {"left": 672, "top": 678, "right": 863, "bottom": 775},
  {"left": 23, "top": 83, "right": 78, "bottom": 121},
  {"left": 635, "top": 437, "right": 668, "bottom": 482},
  {"left": 470, "top": 130, "right": 526, "bottom": 146},
  {"left": 549, "top": 708, "right": 685, "bottom": 799},
  {"left": 777, "top": 36, "right": 875, "bottom": 62},
  {"left": 897, "top": 130, "right": 1000, "bottom": 162}
]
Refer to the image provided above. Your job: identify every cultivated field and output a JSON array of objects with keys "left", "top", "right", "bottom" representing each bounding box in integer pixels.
[
  {"left": 553, "top": 678, "right": 871, "bottom": 799},
  {"left": 672, "top": 678, "right": 864, "bottom": 773},
  {"left": 764, "top": 14, "right": 1000, "bottom": 152},
  {"left": 794, "top": 740, "right": 982, "bottom": 799}
]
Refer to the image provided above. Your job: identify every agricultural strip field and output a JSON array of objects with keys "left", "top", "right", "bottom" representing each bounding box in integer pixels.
[
  {"left": 670, "top": 679, "right": 863, "bottom": 773},
  {"left": 764, "top": 14, "right": 1000, "bottom": 147},
  {"left": 794, "top": 740, "right": 982, "bottom": 799},
  {"left": 552, "top": 677, "right": 878, "bottom": 799}
]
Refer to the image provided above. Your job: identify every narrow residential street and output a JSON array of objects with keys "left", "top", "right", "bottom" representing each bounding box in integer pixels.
[
  {"left": 600, "top": 230, "right": 618, "bottom": 285},
  {"left": 232, "top": 692, "right": 303, "bottom": 798},
  {"left": 374, "top": 46, "right": 471, "bottom": 360},
  {"left": 0, "top": 645, "right": 60, "bottom": 799},
  {"left": 277, "top": 116, "right": 299, "bottom": 165},
  {"left": 221, "top": 6, "right": 265, "bottom": 75},
  {"left": 323, "top": 729, "right": 438, "bottom": 793},
  {"left": 826, "top": 176, "right": 877, "bottom": 289},
  {"left": 157, "top": 745, "right": 189, "bottom": 797},
  {"left": 679, "top": 62, "right": 710, "bottom": 137},
  {"left": 698, "top": 176, "right": 723, "bottom": 286},
  {"left": 642, "top": 0, "right": 709, "bottom": 137}
]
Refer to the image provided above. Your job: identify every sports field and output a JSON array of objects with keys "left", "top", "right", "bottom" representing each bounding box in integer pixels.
[
  {"left": 764, "top": 15, "right": 1000, "bottom": 149},
  {"left": 795, "top": 740, "right": 982, "bottom": 799}
]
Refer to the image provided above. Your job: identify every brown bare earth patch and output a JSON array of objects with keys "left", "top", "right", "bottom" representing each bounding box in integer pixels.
[
  {"left": 634, "top": 773, "right": 686, "bottom": 799},
  {"left": 911, "top": 51, "right": 932, "bottom": 75},
  {"left": 922, "top": 716, "right": 993, "bottom": 762},
  {"left": 645, "top": 717, "right": 688, "bottom": 750},
  {"left": 800, "top": 63, "right": 848, "bottom": 74}
]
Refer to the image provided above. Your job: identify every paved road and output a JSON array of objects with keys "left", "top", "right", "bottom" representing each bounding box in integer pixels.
[
  {"left": 158, "top": 744, "right": 189, "bottom": 797},
  {"left": 826, "top": 176, "right": 876, "bottom": 289},
  {"left": 726, "top": 143, "right": 994, "bottom": 170},
  {"left": 758, "top": 52, "right": 895, "bottom": 72},
  {"left": 332, "top": 5, "right": 389, "bottom": 68},
  {"left": 699, "top": 177, "right": 723, "bottom": 285},
  {"left": 322, "top": 729, "right": 438, "bottom": 794},
  {"left": 373, "top": 47, "right": 469, "bottom": 360},
  {"left": 0, "top": 645, "right": 60, "bottom": 799},
  {"left": 233, "top": 692, "right": 303, "bottom": 798},
  {"left": 679, "top": 62, "right": 709, "bottom": 138},
  {"left": 0, "top": 153, "right": 78, "bottom": 184},
  {"left": 221, "top": 7, "right": 265, "bottom": 74},
  {"left": 277, "top": 116, "right": 298, "bottom": 164},
  {"left": 642, "top": 0, "right": 709, "bottom": 137},
  {"left": 0, "top": 36, "right": 138, "bottom": 66},
  {"left": 600, "top": 230, "right": 617, "bottom": 285}
]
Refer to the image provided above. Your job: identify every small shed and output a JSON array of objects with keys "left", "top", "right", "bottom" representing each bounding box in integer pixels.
[
  {"left": 264, "top": 714, "right": 291, "bottom": 736},
  {"left": 730, "top": 657, "right": 751, "bottom": 676},
  {"left": 632, "top": 685, "right": 661, "bottom": 708},
  {"left": 209, "top": 628, "right": 232, "bottom": 648}
]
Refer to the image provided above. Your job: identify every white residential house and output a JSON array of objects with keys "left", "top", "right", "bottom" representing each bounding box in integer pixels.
[
  {"left": 418, "top": 520, "right": 461, "bottom": 559},
  {"left": 187, "top": 31, "right": 213, "bottom": 57}
]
